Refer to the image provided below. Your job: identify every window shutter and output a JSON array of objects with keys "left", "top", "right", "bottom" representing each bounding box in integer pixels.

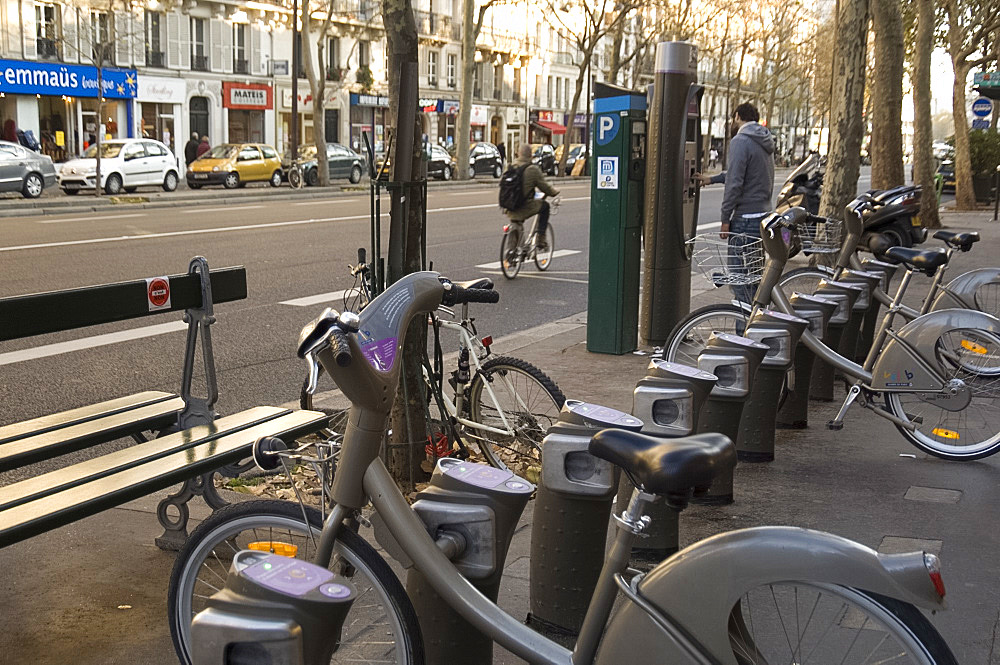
[
  {"left": 221, "top": 22, "right": 233, "bottom": 72},
  {"left": 210, "top": 18, "right": 223, "bottom": 72},
  {"left": 131, "top": 13, "right": 144, "bottom": 66},
  {"left": 250, "top": 24, "right": 262, "bottom": 74},
  {"left": 166, "top": 11, "right": 179, "bottom": 68},
  {"left": 62, "top": 5, "right": 78, "bottom": 62},
  {"left": 115, "top": 12, "right": 130, "bottom": 65},
  {"left": 178, "top": 12, "right": 190, "bottom": 69},
  {"left": 22, "top": 0, "right": 37, "bottom": 59}
]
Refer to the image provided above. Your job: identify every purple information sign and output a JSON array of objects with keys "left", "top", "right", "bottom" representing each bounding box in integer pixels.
[{"left": 361, "top": 336, "right": 398, "bottom": 372}]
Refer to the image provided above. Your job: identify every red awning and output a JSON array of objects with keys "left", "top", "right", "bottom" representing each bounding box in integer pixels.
[{"left": 532, "top": 120, "right": 567, "bottom": 135}]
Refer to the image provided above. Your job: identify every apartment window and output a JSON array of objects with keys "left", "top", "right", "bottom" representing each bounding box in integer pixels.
[
  {"left": 446, "top": 53, "right": 456, "bottom": 88},
  {"left": 327, "top": 37, "right": 340, "bottom": 79},
  {"left": 564, "top": 79, "right": 570, "bottom": 108},
  {"left": 555, "top": 76, "right": 561, "bottom": 107},
  {"left": 547, "top": 76, "right": 553, "bottom": 107},
  {"left": 427, "top": 50, "right": 438, "bottom": 85},
  {"left": 35, "top": 4, "right": 59, "bottom": 58},
  {"left": 91, "top": 11, "right": 111, "bottom": 63},
  {"left": 145, "top": 11, "right": 165, "bottom": 67},
  {"left": 359, "top": 40, "right": 370, "bottom": 68},
  {"left": 473, "top": 62, "right": 482, "bottom": 97},
  {"left": 513, "top": 66, "right": 521, "bottom": 103},
  {"left": 493, "top": 63, "right": 502, "bottom": 100},
  {"left": 233, "top": 23, "right": 248, "bottom": 73},
  {"left": 534, "top": 74, "right": 541, "bottom": 106},
  {"left": 190, "top": 17, "right": 208, "bottom": 71}
]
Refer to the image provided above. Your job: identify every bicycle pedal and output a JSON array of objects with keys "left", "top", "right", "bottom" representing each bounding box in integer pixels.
[{"left": 827, "top": 420, "right": 844, "bottom": 431}]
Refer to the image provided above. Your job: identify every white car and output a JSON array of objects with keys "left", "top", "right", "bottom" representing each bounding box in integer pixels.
[{"left": 59, "top": 138, "right": 179, "bottom": 195}]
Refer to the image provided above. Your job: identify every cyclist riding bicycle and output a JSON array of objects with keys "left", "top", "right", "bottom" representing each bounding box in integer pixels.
[{"left": 503, "top": 143, "right": 560, "bottom": 251}]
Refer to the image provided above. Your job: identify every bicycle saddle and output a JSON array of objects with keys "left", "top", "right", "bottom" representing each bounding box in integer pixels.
[
  {"left": 883, "top": 246, "right": 949, "bottom": 274},
  {"left": 933, "top": 230, "right": 980, "bottom": 252},
  {"left": 589, "top": 430, "right": 735, "bottom": 498},
  {"left": 454, "top": 277, "right": 494, "bottom": 291}
]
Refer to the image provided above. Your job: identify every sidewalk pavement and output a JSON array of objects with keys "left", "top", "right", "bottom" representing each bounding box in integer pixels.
[{"left": 1, "top": 206, "right": 997, "bottom": 664}]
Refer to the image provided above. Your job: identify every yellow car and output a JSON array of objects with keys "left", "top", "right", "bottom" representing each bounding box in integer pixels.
[{"left": 186, "top": 143, "right": 283, "bottom": 189}]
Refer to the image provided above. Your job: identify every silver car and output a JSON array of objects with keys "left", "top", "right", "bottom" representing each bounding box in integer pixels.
[{"left": 0, "top": 140, "right": 57, "bottom": 198}]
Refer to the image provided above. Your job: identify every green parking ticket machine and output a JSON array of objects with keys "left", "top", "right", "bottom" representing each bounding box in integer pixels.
[{"left": 587, "top": 82, "right": 647, "bottom": 354}]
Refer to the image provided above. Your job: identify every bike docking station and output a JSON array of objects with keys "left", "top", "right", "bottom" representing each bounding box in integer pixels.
[
  {"left": 776, "top": 293, "right": 839, "bottom": 429},
  {"left": 808, "top": 279, "right": 863, "bottom": 401},
  {"left": 691, "top": 333, "right": 768, "bottom": 505},
  {"left": 855, "top": 258, "right": 900, "bottom": 363},
  {"left": 737, "top": 309, "right": 808, "bottom": 461},
  {"left": 622, "top": 360, "right": 718, "bottom": 560},
  {"left": 390, "top": 458, "right": 534, "bottom": 665},
  {"left": 831, "top": 269, "right": 884, "bottom": 364},
  {"left": 528, "top": 400, "right": 644, "bottom": 642}
]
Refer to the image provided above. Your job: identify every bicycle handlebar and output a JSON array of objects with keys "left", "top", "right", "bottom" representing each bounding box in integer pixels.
[
  {"left": 440, "top": 281, "right": 501, "bottom": 306},
  {"left": 328, "top": 329, "right": 353, "bottom": 367}
]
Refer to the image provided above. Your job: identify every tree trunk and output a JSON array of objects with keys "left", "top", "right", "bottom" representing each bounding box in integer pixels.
[
  {"left": 383, "top": 0, "right": 428, "bottom": 489},
  {"left": 950, "top": 60, "right": 976, "bottom": 209},
  {"left": 455, "top": 0, "right": 478, "bottom": 180},
  {"left": 301, "top": 0, "right": 332, "bottom": 187},
  {"left": 818, "top": 0, "right": 868, "bottom": 219},
  {"left": 912, "top": 0, "right": 940, "bottom": 227},
  {"left": 607, "top": 14, "right": 625, "bottom": 85},
  {"left": 558, "top": 59, "right": 587, "bottom": 174},
  {"left": 870, "top": 0, "right": 904, "bottom": 189}
]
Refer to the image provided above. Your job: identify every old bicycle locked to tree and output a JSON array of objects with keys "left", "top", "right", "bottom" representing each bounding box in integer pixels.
[{"left": 171, "top": 270, "right": 957, "bottom": 665}]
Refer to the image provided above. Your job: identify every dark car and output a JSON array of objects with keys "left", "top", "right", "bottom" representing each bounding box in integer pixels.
[
  {"left": 426, "top": 144, "right": 457, "bottom": 180},
  {"left": 284, "top": 143, "right": 367, "bottom": 185},
  {"left": 468, "top": 142, "right": 503, "bottom": 178},
  {"left": 936, "top": 160, "right": 955, "bottom": 193},
  {"left": 530, "top": 143, "right": 557, "bottom": 176}
]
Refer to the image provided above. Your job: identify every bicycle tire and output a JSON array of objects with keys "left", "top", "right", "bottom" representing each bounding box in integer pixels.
[
  {"left": 466, "top": 355, "right": 566, "bottom": 471},
  {"left": 289, "top": 165, "right": 304, "bottom": 190},
  {"left": 728, "top": 583, "right": 956, "bottom": 664},
  {"left": 534, "top": 225, "right": 555, "bottom": 271},
  {"left": 777, "top": 266, "right": 833, "bottom": 298},
  {"left": 660, "top": 303, "right": 749, "bottom": 365},
  {"left": 167, "top": 500, "right": 424, "bottom": 665},
  {"left": 500, "top": 228, "right": 522, "bottom": 279}
]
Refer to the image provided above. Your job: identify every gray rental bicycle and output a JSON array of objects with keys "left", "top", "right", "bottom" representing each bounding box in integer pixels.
[
  {"left": 500, "top": 195, "right": 558, "bottom": 279},
  {"left": 174, "top": 270, "right": 956, "bottom": 665}
]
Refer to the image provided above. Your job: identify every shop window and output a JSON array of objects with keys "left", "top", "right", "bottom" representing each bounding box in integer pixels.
[
  {"left": 234, "top": 23, "right": 248, "bottom": 73},
  {"left": 145, "top": 11, "right": 165, "bottom": 67},
  {"left": 190, "top": 96, "right": 209, "bottom": 139},
  {"left": 447, "top": 53, "right": 456, "bottom": 88},
  {"left": 427, "top": 51, "right": 438, "bottom": 86},
  {"left": 191, "top": 18, "right": 208, "bottom": 71},
  {"left": 35, "top": 4, "right": 60, "bottom": 59}
]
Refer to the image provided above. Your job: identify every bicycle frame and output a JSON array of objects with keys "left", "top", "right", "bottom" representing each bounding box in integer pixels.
[{"left": 506, "top": 215, "right": 541, "bottom": 255}]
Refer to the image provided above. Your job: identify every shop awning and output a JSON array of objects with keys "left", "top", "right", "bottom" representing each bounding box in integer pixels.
[{"left": 532, "top": 120, "right": 566, "bottom": 135}]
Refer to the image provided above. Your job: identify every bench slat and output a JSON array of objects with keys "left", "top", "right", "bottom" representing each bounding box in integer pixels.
[
  {"left": 0, "top": 408, "right": 327, "bottom": 548},
  {"left": 0, "top": 267, "right": 248, "bottom": 341},
  {"left": 0, "top": 407, "right": 293, "bottom": 511},
  {"left": 0, "top": 391, "right": 178, "bottom": 445}
]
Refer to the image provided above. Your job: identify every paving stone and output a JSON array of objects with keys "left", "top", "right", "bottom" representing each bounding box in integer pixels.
[{"left": 903, "top": 486, "right": 963, "bottom": 504}]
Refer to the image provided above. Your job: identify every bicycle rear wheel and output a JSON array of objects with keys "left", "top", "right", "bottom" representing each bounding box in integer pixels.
[
  {"left": 467, "top": 355, "right": 565, "bottom": 472},
  {"left": 729, "top": 583, "right": 956, "bottom": 664},
  {"left": 500, "top": 228, "right": 522, "bottom": 279},
  {"left": 288, "top": 165, "right": 304, "bottom": 190},
  {"left": 534, "top": 225, "right": 555, "bottom": 271},
  {"left": 167, "top": 500, "right": 423, "bottom": 665}
]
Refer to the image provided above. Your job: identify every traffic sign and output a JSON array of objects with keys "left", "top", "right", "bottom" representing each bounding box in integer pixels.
[
  {"left": 972, "top": 119, "right": 991, "bottom": 130},
  {"left": 975, "top": 71, "right": 1000, "bottom": 87},
  {"left": 973, "top": 97, "right": 993, "bottom": 117}
]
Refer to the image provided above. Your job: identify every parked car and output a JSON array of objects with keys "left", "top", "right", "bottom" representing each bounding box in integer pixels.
[
  {"left": 187, "top": 143, "right": 283, "bottom": 189},
  {"left": 937, "top": 160, "right": 956, "bottom": 193},
  {"left": 469, "top": 142, "right": 503, "bottom": 178},
  {"left": 555, "top": 143, "right": 587, "bottom": 175},
  {"left": 59, "top": 138, "right": 179, "bottom": 195},
  {"left": 426, "top": 144, "right": 457, "bottom": 180},
  {"left": 0, "top": 140, "right": 56, "bottom": 198},
  {"left": 284, "top": 143, "right": 367, "bottom": 185},
  {"left": 530, "top": 143, "right": 559, "bottom": 176}
]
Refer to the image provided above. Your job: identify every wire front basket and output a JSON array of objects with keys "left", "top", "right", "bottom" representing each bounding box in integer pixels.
[
  {"left": 688, "top": 233, "right": 765, "bottom": 287},
  {"left": 800, "top": 216, "right": 843, "bottom": 255}
]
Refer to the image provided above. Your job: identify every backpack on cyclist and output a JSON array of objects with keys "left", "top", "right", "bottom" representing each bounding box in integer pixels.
[{"left": 498, "top": 165, "right": 530, "bottom": 211}]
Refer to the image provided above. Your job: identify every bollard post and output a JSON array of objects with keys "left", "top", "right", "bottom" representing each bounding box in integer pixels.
[
  {"left": 776, "top": 293, "right": 838, "bottom": 429},
  {"left": 621, "top": 360, "right": 717, "bottom": 562},
  {"left": 738, "top": 309, "right": 808, "bottom": 461},
  {"left": 809, "top": 280, "right": 863, "bottom": 401},
  {"left": 691, "top": 333, "right": 768, "bottom": 505},
  {"left": 528, "top": 401, "right": 643, "bottom": 641}
]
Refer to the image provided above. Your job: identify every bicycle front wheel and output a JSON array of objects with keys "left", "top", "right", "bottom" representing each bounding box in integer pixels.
[
  {"left": 288, "top": 166, "right": 304, "bottom": 190},
  {"left": 500, "top": 228, "right": 522, "bottom": 279},
  {"left": 661, "top": 303, "right": 748, "bottom": 365},
  {"left": 534, "top": 225, "right": 555, "bottom": 271},
  {"left": 885, "top": 328, "right": 1000, "bottom": 460},
  {"left": 167, "top": 500, "right": 423, "bottom": 665},
  {"left": 729, "top": 583, "right": 956, "bottom": 664},
  {"left": 467, "top": 356, "right": 566, "bottom": 472}
]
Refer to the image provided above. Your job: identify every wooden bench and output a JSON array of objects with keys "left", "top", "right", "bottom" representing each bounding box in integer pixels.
[{"left": 0, "top": 257, "right": 327, "bottom": 549}]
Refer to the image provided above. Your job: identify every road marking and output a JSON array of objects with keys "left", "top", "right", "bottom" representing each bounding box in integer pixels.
[
  {"left": 294, "top": 199, "right": 344, "bottom": 206},
  {"left": 183, "top": 205, "right": 265, "bottom": 213},
  {"left": 0, "top": 321, "right": 187, "bottom": 367},
  {"left": 476, "top": 249, "right": 580, "bottom": 269},
  {"left": 280, "top": 289, "right": 348, "bottom": 307},
  {"left": 37, "top": 213, "right": 147, "bottom": 224},
  {"left": 481, "top": 270, "right": 588, "bottom": 284}
]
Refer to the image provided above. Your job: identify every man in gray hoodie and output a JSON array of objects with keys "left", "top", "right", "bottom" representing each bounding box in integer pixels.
[{"left": 695, "top": 102, "right": 775, "bottom": 302}]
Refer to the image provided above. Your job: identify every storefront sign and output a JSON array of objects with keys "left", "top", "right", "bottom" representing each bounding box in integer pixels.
[
  {"left": 281, "top": 88, "right": 313, "bottom": 109},
  {"left": 351, "top": 93, "right": 390, "bottom": 107},
  {"left": 537, "top": 110, "right": 554, "bottom": 122},
  {"left": 224, "top": 82, "right": 272, "bottom": 110},
  {"left": 574, "top": 113, "right": 587, "bottom": 127},
  {"left": 137, "top": 76, "right": 185, "bottom": 104},
  {"left": 419, "top": 97, "right": 439, "bottom": 112},
  {"left": 439, "top": 100, "right": 459, "bottom": 115},
  {"left": 470, "top": 105, "right": 488, "bottom": 126},
  {"left": 0, "top": 59, "right": 136, "bottom": 98},
  {"left": 272, "top": 60, "right": 289, "bottom": 76}
]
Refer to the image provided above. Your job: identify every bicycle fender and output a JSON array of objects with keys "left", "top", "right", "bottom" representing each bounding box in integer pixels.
[
  {"left": 593, "top": 526, "right": 945, "bottom": 665},
  {"left": 871, "top": 308, "right": 1000, "bottom": 391},
  {"left": 930, "top": 267, "right": 1000, "bottom": 312}
]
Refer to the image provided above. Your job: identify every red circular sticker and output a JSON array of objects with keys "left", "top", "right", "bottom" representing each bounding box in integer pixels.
[{"left": 148, "top": 278, "right": 170, "bottom": 308}]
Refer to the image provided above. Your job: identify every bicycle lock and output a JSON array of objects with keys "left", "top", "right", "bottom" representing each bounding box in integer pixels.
[
  {"left": 622, "top": 360, "right": 717, "bottom": 561},
  {"left": 691, "top": 333, "right": 768, "bottom": 505},
  {"left": 528, "top": 401, "right": 644, "bottom": 642},
  {"left": 776, "top": 293, "right": 839, "bottom": 429},
  {"left": 808, "top": 280, "right": 863, "bottom": 401}
]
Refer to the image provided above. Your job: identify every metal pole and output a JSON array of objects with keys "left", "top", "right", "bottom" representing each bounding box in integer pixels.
[
  {"left": 994, "top": 165, "right": 999, "bottom": 222},
  {"left": 290, "top": 0, "right": 300, "bottom": 161}
]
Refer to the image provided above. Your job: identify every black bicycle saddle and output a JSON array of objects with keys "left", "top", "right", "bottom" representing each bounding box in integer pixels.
[
  {"left": 883, "top": 246, "right": 949, "bottom": 274},
  {"left": 933, "top": 230, "right": 980, "bottom": 252}
]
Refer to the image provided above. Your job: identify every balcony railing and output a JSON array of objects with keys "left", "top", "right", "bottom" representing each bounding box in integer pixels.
[
  {"left": 147, "top": 50, "right": 166, "bottom": 67},
  {"left": 415, "top": 11, "right": 457, "bottom": 41},
  {"left": 234, "top": 58, "right": 249, "bottom": 74},
  {"left": 551, "top": 51, "right": 574, "bottom": 66},
  {"left": 192, "top": 54, "right": 209, "bottom": 71},
  {"left": 330, "top": 0, "right": 378, "bottom": 21},
  {"left": 37, "top": 38, "right": 58, "bottom": 58}
]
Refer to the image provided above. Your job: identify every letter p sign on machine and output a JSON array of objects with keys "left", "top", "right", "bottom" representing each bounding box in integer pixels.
[{"left": 596, "top": 114, "right": 620, "bottom": 146}]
